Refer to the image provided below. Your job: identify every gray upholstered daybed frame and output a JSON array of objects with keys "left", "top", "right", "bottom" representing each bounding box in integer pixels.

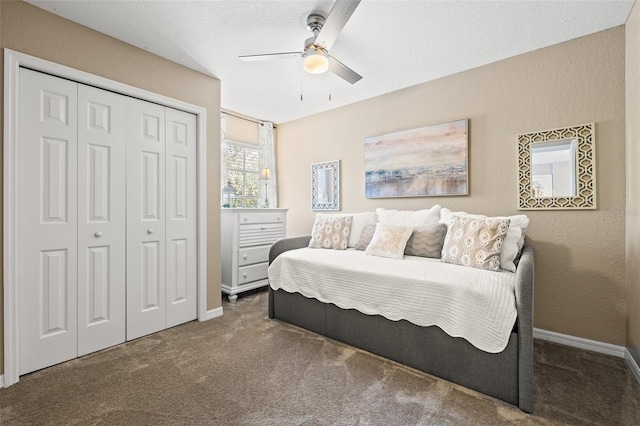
[{"left": 268, "top": 236, "right": 534, "bottom": 413}]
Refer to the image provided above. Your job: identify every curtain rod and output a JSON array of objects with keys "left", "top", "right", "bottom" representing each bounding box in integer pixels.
[{"left": 222, "top": 111, "right": 276, "bottom": 128}]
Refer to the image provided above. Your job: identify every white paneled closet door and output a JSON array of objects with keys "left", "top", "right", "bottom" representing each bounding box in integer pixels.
[
  {"left": 165, "top": 108, "right": 197, "bottom": 328},
  {"left": 18, "top": 69, "right": 79, "bottom": 375},
  {"left": 17, "top": 67, "right": 199, "bottom": 375},
  {"left": 126, "top": 98, "right": 167, "bottom": 340},
  {"left": 77, "top": 85, "right": 127, "bottom": 356}
]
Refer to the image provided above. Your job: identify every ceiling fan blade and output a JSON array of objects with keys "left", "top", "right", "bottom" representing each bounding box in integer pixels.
[
  {"left": 239, "top": 52, "right": 301, "bottom": 62},
  {"left": 315, "top": 0, "right": 361, "bottom": 50},
  {"left": 329, "top": 56, "right": 362, "bottom": 84}
]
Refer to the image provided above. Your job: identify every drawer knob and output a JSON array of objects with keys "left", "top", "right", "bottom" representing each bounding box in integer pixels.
[
  {"left": 243, "top": 255, "right": 248, "bottom": 260},
  {"left": 94, "top": 231, "right": 103, "bottom": 238},
  {"left": 147, "top": 228, "right": 154, "bottom": 234},
  {"left": 277, "top": 217, "right": 281, "bottom": 221},
  {"left": 243, "top": 273, "right": 248, "bottom": 278},
  {"left": 243, "top": 217, "right": 248, "bottom": 222},
  {"left": 260, "top": 227, "right": 266, "bottom": 230}
]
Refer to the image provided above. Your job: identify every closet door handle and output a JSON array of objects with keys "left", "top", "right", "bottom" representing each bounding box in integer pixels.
[
  {"left": 147, "top": 228, "right": 154, "bottom": 234},
  {"left": 94, "top": 231, "right": 103, "bottom": 238}
]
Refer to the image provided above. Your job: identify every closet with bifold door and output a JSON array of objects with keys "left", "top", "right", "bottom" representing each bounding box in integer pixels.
[{"left": 17, "top": 68, "right": 197, "bottom": 375}]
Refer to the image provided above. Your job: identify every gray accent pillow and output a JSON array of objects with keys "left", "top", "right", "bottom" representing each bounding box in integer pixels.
[
  {"left": 308, "top": 214, "right": 353, "bottom": 250},
  {"left": 441, "top": 216, "right": 510, "bottom": 271},
  {"left": 404, "top": 223, "right": 447, "bottom": 258},
  {"left": 355, "top": 223, "right": 377, "bottom": 250}
]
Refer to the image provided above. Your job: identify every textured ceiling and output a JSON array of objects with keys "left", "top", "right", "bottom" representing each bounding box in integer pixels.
[{"left": 27, "top": 0, "right": 634, "bottom": 124}]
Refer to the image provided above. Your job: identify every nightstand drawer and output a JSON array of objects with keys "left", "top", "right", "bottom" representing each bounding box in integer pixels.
[
  {"left": 238, "top": 245, "right": 270, "bottom": 266},
  {"left": 239, "top": 212, "right": 285, "bottom": 225},
  {"left": 237, "top": 262, "right": 269, "bottom": 285},
  {"left": 239, "top": 223, "right": 284, "bottom": 247}
]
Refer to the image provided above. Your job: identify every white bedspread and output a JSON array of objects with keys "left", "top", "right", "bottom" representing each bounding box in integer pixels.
[{"left": 268, "top": 248, "right": 517, "bottom": 353}]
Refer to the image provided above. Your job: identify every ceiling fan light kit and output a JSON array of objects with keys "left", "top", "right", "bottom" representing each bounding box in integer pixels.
[{"left": 303, "top": 46, "right": 329, "bottom": 74}]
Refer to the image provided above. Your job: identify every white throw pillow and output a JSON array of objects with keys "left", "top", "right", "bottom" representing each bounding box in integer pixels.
[
  {"left": 365, "top": 223, "right": 414, "bottom": 259},
  {"left": 440, "top": 208, "right": 530, "bottom": 272},
  {"left": 376, "top": 205, "right": 441, "bottom": 227},
  {"left": 347, "top": 212, "right": 377, "bottom": 248}
]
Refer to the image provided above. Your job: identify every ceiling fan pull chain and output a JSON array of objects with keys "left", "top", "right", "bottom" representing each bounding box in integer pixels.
[{"left": 300, "top": 77, "right": 304, "bottom": 101}]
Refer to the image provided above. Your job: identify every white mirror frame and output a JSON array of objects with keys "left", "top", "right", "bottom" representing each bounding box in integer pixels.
[
  {"left": 311, "top": 160, "right": 340, "bottom": 211},
  {"left": 518, "top": 123, "right": 596, "bottom": 210}
]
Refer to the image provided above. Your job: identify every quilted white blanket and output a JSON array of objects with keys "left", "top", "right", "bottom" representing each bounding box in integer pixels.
[{"left": 268, "top": 248, "right": 517, "bottom": 353}]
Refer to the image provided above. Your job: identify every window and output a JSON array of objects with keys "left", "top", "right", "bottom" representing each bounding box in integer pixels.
[{"left": 223, "top": 141, "right": 260, "bottom": 208}]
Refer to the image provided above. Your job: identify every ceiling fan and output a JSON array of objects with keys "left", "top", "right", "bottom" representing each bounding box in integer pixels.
[{"left": 239, "top": 0, "right": 363, "bottom": 84}]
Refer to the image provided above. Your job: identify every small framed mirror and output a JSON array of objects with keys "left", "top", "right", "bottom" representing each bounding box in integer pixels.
[
  {"left": 518, "top": 123, "right": 595, "bottom": 210},
  {"left": 312, "top": 160, "right": 340, "bottom": 211}
]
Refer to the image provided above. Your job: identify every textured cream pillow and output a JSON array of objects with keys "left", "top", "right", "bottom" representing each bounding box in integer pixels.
[
  {"left": 308, "top": 214, "right": 353, "bottom": 250},
  {"left": 365, "top": 223, "right": 413, "bottom": 259},
  {"left": 347, "top": 212, "right": 377, "bottom": 247},
  {"left": 376, "top": 205, "right": 441, "bottom": 227},
  {"left": 440, "top": 208, "right": 529, "bottom": 272},
  {"left": 441, "top": 215, "right": 510, "bottom": 271}
]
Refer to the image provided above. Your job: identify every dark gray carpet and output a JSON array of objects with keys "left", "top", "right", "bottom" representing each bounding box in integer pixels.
[{"left": 1, "top": 289, "right": 639, "bottom": 425}]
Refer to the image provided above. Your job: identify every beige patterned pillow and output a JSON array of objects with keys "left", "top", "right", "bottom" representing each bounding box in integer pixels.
[
  {"left": 355, "top": 223, "right": 377, "bottom": 251},
  {"left": 308, "top": 214, "right": 353, "bottom": 250},
  {"left": 439, "top": 208, "right": 529, "bottom": 272},
  {"left": 404, "top": 224, "right": 447, "bottom": 258},
  {"left": 441, "top": 215, "right": 510, "bottom": 271},
  {"left": 365, "top": 223, "right": 413, "bottom": 259}
]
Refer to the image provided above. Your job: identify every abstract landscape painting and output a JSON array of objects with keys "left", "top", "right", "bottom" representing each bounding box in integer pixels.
[{"left": 365, "top": 119, "right": 468, "bottom": 198}]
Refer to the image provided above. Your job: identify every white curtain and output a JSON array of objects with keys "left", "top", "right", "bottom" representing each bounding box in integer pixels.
[
  {"left": 220, "top": 112, "right": 229, "bottom": 206},
  {"left": 259, "top": 121, "right": 278, "bottom": 207}
]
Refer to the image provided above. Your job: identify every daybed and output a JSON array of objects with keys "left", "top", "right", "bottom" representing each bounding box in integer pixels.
[{"left": 267, "top": 219, "right": 534, "bottom": 412}]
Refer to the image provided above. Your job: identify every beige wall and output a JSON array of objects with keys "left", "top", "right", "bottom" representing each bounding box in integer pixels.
[
  {"left": 626, "top": 3, "right": 640, "bottom": 366},
  {"left": 277, "top": 27, "right": 626, "bottom": 345},
  {"left": 0, "top": 1, "right": 223, "bottom": 373}
]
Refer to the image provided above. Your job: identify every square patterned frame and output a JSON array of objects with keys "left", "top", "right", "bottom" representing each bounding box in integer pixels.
[
  {"left": 518, "top": 122, "right": 596, "bottom": 210},
  {"left": 311, "top": 160, "right": 340, "bottom": 211}
]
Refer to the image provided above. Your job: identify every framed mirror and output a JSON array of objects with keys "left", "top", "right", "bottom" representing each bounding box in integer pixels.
[
  {"left": 312, "top": 160, "right": 340, "bottom": 211},
  {"left": 518, "top": 123, "right": 595, "bottom": 210}
]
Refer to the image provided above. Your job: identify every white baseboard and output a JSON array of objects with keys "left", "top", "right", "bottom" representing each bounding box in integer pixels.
[
  {"left": 625, "top": 348, "right": 640, "bottom": 383},
  {"left": 533, "top": 328, "right": 625, "bottom": 358},
  {"left": 205, "top": 307, "right": 223, "bottom": 321},
  {"left": 533, "top": 328, "right": 640, "bottom": 384},
  {"left": 0, "top": 374, "right": 4, "bottom": 388}
]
